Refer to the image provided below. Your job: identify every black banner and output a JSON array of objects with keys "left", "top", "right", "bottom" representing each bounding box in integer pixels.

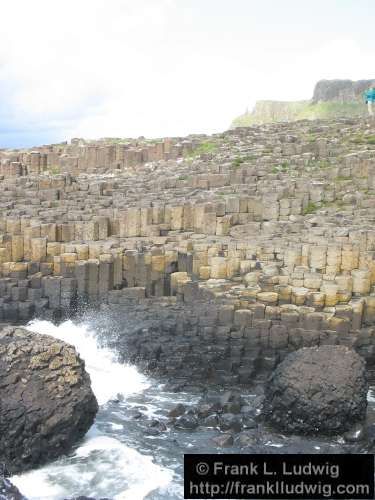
[{"left": 184, "top": 454, "right": 374, "bottom": 499}]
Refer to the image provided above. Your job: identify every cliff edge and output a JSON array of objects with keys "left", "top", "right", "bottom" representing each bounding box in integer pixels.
[{"left": 232, "top": 78, "right": 374, "bottom": 127}]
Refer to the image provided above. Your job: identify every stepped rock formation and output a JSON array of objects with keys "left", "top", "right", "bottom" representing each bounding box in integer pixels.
[
  {"left": 262, "top": 345, "right": 368, "bottom": 434},
  {"left": 0, "top": 326, "right": 98, "bottom": 474},
  {"left": 2, "top": 118, "right": 375, "bottom": 383},
  {"left": 232, "top": 79, "right": 374, "bottom": 127}
]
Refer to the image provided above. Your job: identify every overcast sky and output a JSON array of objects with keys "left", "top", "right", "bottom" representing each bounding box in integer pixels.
[{"left": 0, "top": 0, "right": 374, "bottom": 148}]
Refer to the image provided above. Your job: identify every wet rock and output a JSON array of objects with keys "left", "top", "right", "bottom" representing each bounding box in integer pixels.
[
  {"left": 241, "top": 405, "right": 254, "bottom": 414},
  {"left": 168, "top": 403, "right": 186, "bottom": 418},
  {"left": 174, "top": 415, "right": 199, "bottom": 430},
  {"left": 196, "top": 403, "right": 212, "bottom": 418},
  {"left": 212, "top": 433, "right": 234, "bottom": 448},
  {"left": 363, "top": 423, "right": 375, "bottom": 452},
  {"left": 145, "top": 427, "right": 161, "bottom": 436},
  {"left": 263, "top": 346, "right": 368, "bottom": 434},
  {"left": 223, "top": 401, "right": 242, "bottom": 414},
  {"left": 111, "top": 393, "right": 124, "bottom": 404},
  {"left": 132, "top": 412, "right": 143, "bottom": 420},
  {"left": 343, "top": 423, "right": 366, "bottom": 443},
  {"left": 219, "top": 391, "right": 235, "bottom": 406},
  {"left": 253, "top": 384, "right": 265, "bottom": 395},
  {"left": 236, "top": 431, "right": 258, "bottom": 448},
  {"left": 66, "top": 497, "right": 110, "bottom": 500},
  {"left": 220, "top": 391, "right": 242, "bottom": 408},
  {"left": 0, "top": 326, "right": 98, "bottom": 474},
  {"left": 66, "top": 497, "right": 111, "bottom": 500},
  {"left": 208, "top": 402, "right": 222, "bottom": 413},
  {"left": 157, "top": 422, "right": 167, "bottom": 432},
  {"left": 127, "top": 409, "right": 143, "bottom": 419},
  {"left": 203, "top": 414, "right": 219, "bottom": 428},
  {"left": 251, "top": 395, "right": 265, "bottom": 414},
  {"left": 146, "top": 419, "right": 167, "bottom": 435},
  {"left": 219, "top": 413, "right": 242, "bottom": 433},
  {"left": 242, "top": 415, "right": 257, "bottom": 429},
  {"left": 168, "top": 383, "right": 187, "bottom": 393}
]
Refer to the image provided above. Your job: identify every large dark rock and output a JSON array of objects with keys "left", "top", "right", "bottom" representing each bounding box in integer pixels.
[
  {"left": 0, "top": 326, "right": 98, "bottom": 474},
  {"left": 262, "top": 345, "right": 368, "bottom": 434}
]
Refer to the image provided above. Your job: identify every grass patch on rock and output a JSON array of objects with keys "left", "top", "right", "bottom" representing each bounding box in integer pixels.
[{"left": 303, "top": 202, "right": 319, "bottom": 215}]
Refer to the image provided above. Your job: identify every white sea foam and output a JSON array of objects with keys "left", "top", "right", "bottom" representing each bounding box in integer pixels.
[
  {"left": 13, "top": 432, "right": 173, "bottom": 500},
  {"left": 26, "top": 319, "right": 150, "bottom": 404}
]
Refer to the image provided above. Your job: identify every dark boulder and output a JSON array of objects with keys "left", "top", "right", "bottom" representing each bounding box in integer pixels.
[
  {"left": 203, "top": 414, "right": 219, "bottom": 427},
  {"left": 219, "top": 413, "right": 242, "bottom": 433},
  {"left": 196, "top": 403, "right": 212, "bottom": 418},
  {"left": 0, "top": 326, "right": 98, "bottom": 474},
  {"left": 174, "top": 414, "right": 199, "bottom": 430},
  {"left": 168, "top": 403, "right": 186, "bottom": 418},
  {"left": 145, "top": 419, "right": 167, "bottom": 435},
  {"left": 262, "top": 345, "right": 368, "bottom": 434}
]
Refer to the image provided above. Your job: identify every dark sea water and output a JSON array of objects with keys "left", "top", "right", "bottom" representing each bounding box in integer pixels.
[{"left": 11, "top": 319, "right": 375, "bottom": 500}]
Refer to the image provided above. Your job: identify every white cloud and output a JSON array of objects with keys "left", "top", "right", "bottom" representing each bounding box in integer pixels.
[
  {"left": 0, "top": 0, "right": 177, "bottom": 140},
  {"left": 0, "top": 1, "right": 373, "bottom": 146}
]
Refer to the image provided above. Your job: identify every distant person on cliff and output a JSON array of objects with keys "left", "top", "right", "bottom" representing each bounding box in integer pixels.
[{"left": 364, "top": 83, "right": 375, "bottom": 116}]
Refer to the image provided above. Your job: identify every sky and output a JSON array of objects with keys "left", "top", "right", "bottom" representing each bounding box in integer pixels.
[{"left": 0, "top": 0, "right": 374, "bottom": 148}]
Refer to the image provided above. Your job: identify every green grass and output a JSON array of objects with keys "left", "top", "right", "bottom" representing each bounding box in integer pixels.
[
  {"left": 49, "top": 165, "right": 60, "bottom": 175},
  {"left": 349, "top": 134, "right": 375, "bottom": 145},
  {"left": 280, "top": 161, "right": 289, "bottom": 171},
  {"left": 335, "top": 175, "right": 352, "bottom": 182},
  {"left": 320, "top": 200, "right": 345, "bottom": 208},
  {"left": 242, "top": 154, "right": 257, "bottom": 161},
  {"left": 303, "top": 202, "right": 319, "bottom": 215},
  {"left": 231, "top": 100, "right": 366, "bottom": 128},
  {"left": 184, "top": 141, "right": 218, "bottom": 158},
  {"left": 305, "top": 159, "right": 332, "bottom": 170},
  {"left": 319, "top": 200, "right": 334, "bottom": 208},
  {"left": 178, "top": 175, "right": 188, "bottom": 180},
  {"left": 231, "top": 154, "right": 257, "bottom": 169},
  {"left": 350, "top": 135, "right": 365, "bottom": 144},
  {"left": 307, "top": 133, "right": 317, "bottom": 143},
  {"left": 232, "top": 157, "right": 244, "bottom": 168},
  {"left": 317, "top": 160, "right": 331, "bottom": 169},
  {"left": 302, "top": 101, "right": 365, "bottom": 119},
  {"left": 272, "top": 161, "right": 291, "bottom": 173}
]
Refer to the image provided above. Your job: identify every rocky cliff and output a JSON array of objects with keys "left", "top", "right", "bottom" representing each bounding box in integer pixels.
[
  {"left": 313, "top": 79, "right": 374, "bottom": 103},
  {"left": 232, "top": 79, "right": 374, "bottom": 127}
]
